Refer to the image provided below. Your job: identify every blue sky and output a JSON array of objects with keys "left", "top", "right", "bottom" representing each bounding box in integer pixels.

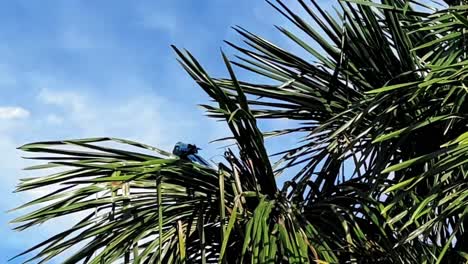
[{"left": 0, "top": 0, "right": 322, "bottom": 262}]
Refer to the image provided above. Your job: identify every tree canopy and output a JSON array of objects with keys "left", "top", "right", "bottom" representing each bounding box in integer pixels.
[{"left": 11, "top": 0, "right": 468, "bottom": 263}]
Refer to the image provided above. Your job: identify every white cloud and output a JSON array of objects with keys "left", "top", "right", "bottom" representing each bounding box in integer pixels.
[
  {"left": 38, "top": 88, "right": 86, "bottom": 113},
  {"left": 0, "top": 106, "right": 30, "bottom": 120}
]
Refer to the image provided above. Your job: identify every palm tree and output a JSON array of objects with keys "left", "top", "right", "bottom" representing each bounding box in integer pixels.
[{"left": 11, "top": 0, "right": 467, "bottom": 263}]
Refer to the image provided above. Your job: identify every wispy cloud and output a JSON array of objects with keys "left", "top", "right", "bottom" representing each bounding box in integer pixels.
[
  {"left": 45, "top": 114, "right": 64, "bottom": 125},
  {"left": 38, "top": 88, "right": 86, "bottom": 112},
  {"left": 0, "top": 107, "right": 30, "bottom": 120},
  {"left": 36, "top": 86, "right": 227, "bottom": 151}
]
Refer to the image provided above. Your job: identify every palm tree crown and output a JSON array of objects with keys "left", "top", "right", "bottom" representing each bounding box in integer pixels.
[{"left": 11, "top": 0, "right": 467, "bottom": 263}]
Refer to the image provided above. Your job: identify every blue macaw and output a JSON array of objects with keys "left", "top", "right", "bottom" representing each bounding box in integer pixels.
[{"left": 172, "top": 142, "right": 210, "bottom": 167}]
